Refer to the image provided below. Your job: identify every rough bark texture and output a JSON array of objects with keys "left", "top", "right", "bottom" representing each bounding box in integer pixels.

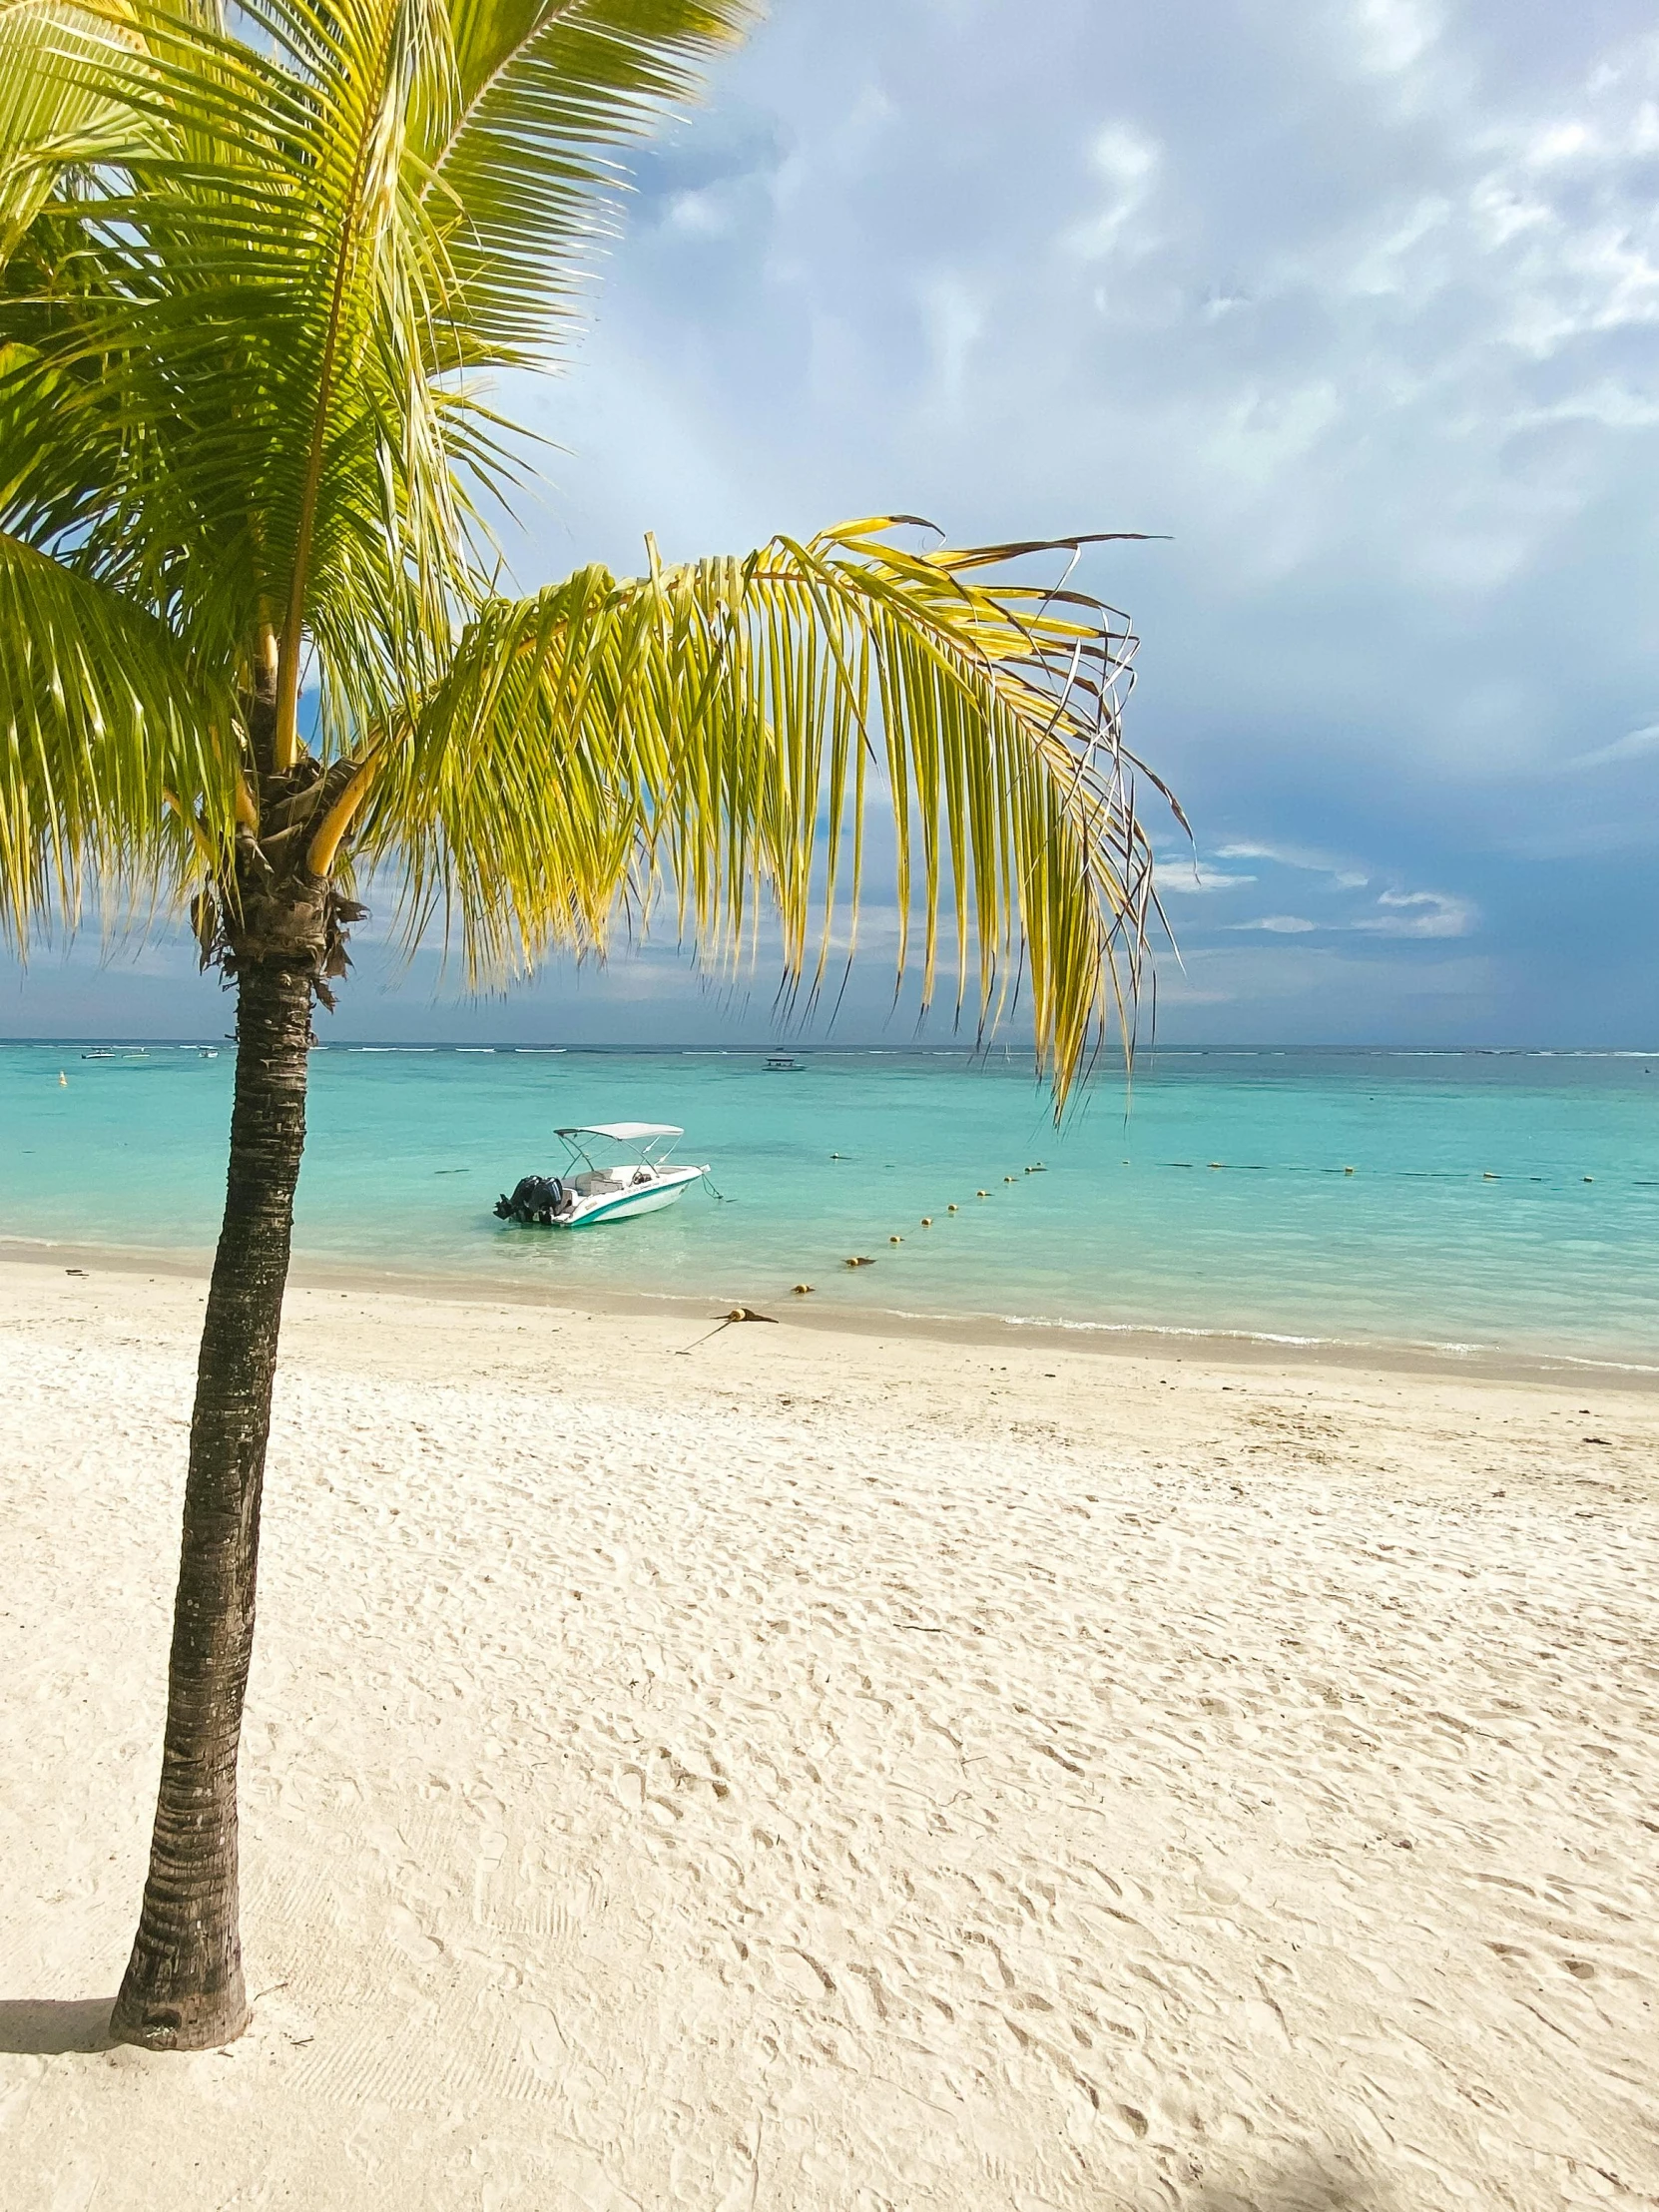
[
  {"left": 109, "top": 950, "right": 317, "bottom": 2050},
  {"left": 107, "top": 650, "right": 371, "bottom": 2049}
]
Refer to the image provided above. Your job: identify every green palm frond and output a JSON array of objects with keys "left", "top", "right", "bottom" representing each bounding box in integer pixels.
[
  {"left": 0, "top": 0, "right": 754, "bottom": 765},
  {"left": 0, "top": 528, "right": 238, "bottom": 940},
  {"left": 424, "top": 0, "right": 757, "bottom": 362},
  {"left": 0, "top": 0, "right": 142, "bottom": 261},
  {"left": 342, "top": 523, "right": 1174, "bottom": 1098}
]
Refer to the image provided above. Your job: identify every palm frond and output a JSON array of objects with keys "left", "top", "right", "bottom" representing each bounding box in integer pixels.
[
  {"left": 0, "top": 528, "right": 237, "bottom": 942},
  {"left": 0, "top": 0, "right": 755, "bottom": 760},
  {"left": 349, "top": 523, "right": 1175, "bottom": 1102},
  {"left": 423, "top": 0, "right": 757, "bottom": 362},
  {"left": 0, "top": 0, "right": 479, "bottom": 728},
  {"left": 0, "top": 0, "right": 142, "bottom": 263}
]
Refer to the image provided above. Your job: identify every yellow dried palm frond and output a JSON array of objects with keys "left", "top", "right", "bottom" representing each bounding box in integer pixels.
[{"left": 341, "top": 522, "right": 1178, "bottom": 1101}]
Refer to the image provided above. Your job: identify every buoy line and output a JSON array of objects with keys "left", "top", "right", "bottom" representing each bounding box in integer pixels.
[
  {"left": 821, "top": 1157, "right": 1052, "bottom": 1277},
  {"left": 1150, "top": 1160, "right": 1617, "bottom": 1186},
  {"left": 806, "top": 1147, "right": 1633, "bottom": 1294}
]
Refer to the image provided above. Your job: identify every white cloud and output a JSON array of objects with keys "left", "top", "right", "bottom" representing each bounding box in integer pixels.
[
  {"left": 919, "top": 273, "right": 986, "bottom": 421},
  {"left": 1156, "top": 861, "right": 1258, "bottom": 893},
  {"left": 1345, "top": 0, "right": 1441, "bottom": 79},
  {"left": 1351, "top": 889, "right": 1476, "bottom": 937},
  {"left": 525, "top": 0, "right": 1659, "bottom": 788},
  {"left": 667, "top": 190, "right": 734, "bottom": 239},
  {"left": 1156, "top": 941, "right": 1500, "bottom": 1034},
  {"left": 1345, "top": 194, "right": 1452, "bottom": 297},
  {"left": 1061, "top": 123, "right": 1161, "bottom": 263},
  {"left": 1213, "top": 841, "right": 1370, "bottom": 887},
  {"left": 1203, "top": 379, "right": 1346, "bottom": 496},
  {"left": 1182, "top": 854, "right": 1476, "bottom": 943},
  {"left": 1568, "top": 720, "right": 1659, "bottom": 770}
]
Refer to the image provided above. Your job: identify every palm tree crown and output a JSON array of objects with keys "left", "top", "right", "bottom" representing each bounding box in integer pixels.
[{"left": 2, "top": 0, "right": 1174, "bottom": 1087}]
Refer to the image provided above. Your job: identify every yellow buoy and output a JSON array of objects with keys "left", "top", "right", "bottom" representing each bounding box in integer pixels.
[
  {"left": 920, "top": 1217, "right": 932, "bottom": 1227},
  {"left": 889, "top": 1234, "right": 902, "bottom": 1244},
  {"left": 947, "top": 1203, "right": 958, "bottom": 1213},
  {"left": 976, "top": 1189, "right": 990, "bottom": 1199},
  {"left": 793, "top": 1283, "right": 815, "bottom": 1295}
]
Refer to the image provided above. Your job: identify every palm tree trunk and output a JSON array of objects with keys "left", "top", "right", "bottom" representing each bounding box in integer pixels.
[{"left": 110, "top": 954, "right": 313, "bottom": 2050}]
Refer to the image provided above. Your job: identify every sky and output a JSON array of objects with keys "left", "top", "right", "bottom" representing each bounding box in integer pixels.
[{"left": 8, "top": 0, "right": 1659, "bottom": 1046}]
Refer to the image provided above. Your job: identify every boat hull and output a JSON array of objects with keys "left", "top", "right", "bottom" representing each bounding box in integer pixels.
[{"left": 559, "top": 1166, "right": 708, "bottom": 1229}]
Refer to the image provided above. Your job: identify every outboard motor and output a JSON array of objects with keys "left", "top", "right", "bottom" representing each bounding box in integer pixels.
[{"left": 494, "top": 1174, "right": 565, "bottom": 1225}]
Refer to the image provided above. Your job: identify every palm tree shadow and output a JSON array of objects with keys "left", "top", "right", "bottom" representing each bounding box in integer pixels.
[
  {"left": 0, "top": 1998, "right": 116, "bottom": 2054},
  {"left": 1184, "top": 2155, "right": 1390, "bottom": 2212}
]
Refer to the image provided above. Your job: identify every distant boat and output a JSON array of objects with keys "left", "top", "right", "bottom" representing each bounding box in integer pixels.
[
  {"left": 494, "top": 1123, "right": 709, "bottom": 1230},
  {"left": 763, "top": 1053, "right": 806, "bottom": 1072},
  {"left": 80, "top": 1045, "right": 218, "bottom": 1060}
]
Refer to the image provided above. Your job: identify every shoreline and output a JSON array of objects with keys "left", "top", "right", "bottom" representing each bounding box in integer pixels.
[{"left": 5, "top": 1231, "right": 1656, "bottom": 1391}]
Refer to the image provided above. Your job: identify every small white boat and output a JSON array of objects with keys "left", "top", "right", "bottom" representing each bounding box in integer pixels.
[{"left": 494, "top": 1123, "right": 709, "bottom": 1230}]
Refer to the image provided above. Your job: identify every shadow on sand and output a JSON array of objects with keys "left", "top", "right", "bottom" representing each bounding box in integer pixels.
[
  {"left": 1179, "top": 2152, "right": 1392, "bottom": 2212},
  {"left": 0, "top": 1997, "right": 116, "bottom": 2055},
  {"left": 0, "top": 2008, "right": 1400, "bottom": 2212}
]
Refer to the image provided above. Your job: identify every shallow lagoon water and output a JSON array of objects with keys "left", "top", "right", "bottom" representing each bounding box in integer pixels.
[{"left": 3, "top": 1041, "right": 1656, "bottom": 1367}]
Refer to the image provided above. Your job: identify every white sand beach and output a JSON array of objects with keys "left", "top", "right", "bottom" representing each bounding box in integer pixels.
[{"left": 2, "top": 1258, "right": 1656, "bottom": 2210}]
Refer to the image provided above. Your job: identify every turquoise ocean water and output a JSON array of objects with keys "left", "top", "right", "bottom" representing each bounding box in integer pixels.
[{"left": 3, "top": 1041, "right": 1656, "bottom": 1369}]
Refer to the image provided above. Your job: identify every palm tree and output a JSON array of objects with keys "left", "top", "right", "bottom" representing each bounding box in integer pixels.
[{"left": 0, "top": 0, "right": 1176, "bottom": 2051}]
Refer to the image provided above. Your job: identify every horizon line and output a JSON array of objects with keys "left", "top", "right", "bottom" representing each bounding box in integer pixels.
[{"left": 3, "top": 1037, "right": 1654, "bottom": 1057}]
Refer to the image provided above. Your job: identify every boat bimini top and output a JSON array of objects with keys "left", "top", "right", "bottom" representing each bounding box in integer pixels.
[
  {"left": 553, "top": 1123, "right": 683, "bottom": 1173},
  {"left": 555, "top": 1123, "right": 682, "bottom": 1146}
]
